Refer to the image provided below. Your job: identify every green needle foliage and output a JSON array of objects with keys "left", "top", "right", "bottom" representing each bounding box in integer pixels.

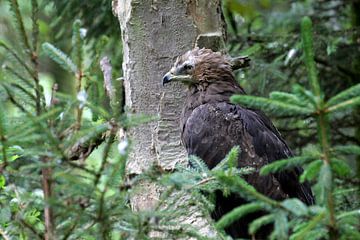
[
  {"left": 228, "top": 16, "right": 360, "bottom": 240},
  {"left": 42, "top": 42, "right": 78, "bottom": 74},
  {"left": 215, "top": 202, "right": 264, "bottom": 230},
  {"left": 0, "top": 1, "right": 359, "bottom": 240}
]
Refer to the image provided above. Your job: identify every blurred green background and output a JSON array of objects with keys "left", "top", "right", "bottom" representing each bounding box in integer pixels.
[{"left": 0, "top": 1, "right": 359, "bottom": 239}]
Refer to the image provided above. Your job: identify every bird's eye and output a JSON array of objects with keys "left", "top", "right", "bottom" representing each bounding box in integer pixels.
[{"left": 183, "top": 64, "right": 193, "bottom": 70}]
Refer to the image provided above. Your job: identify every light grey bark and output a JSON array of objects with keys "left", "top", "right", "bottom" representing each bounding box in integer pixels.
[{"left": 113, "top": 0, "right": 225, "bottom": 236}]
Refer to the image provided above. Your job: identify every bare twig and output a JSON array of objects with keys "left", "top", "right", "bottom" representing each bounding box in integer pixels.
[
  {"left": 229, "top": 56, "right": 251, "bottom": 70},
  {"left": 100, "top": 56, "right": 113, "bottom": 99},
  {"left": 67, "top": 134, "right": 106, "bottom": 161},
  {"left": 0, "top": 227, "right": 10, "bottom": 240},
  {"left": 18, "top": 218, "right": 44, "bottom": 240},
  {"left": 42, "top": 156, "right": 54, "bottom": 240}
]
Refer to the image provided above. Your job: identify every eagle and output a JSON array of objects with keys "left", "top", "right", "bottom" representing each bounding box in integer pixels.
[{"left": 162, "top": 48, "right": 314, "bottom": 238}]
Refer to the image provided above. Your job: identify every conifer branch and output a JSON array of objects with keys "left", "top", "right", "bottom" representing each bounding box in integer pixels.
[
  {"left": 216, "top": 202, "right": 264, "bottom": 230},
  {"left": 61, "top": 215, "right": 81, "bottom": 240},
  {"left": 325, "top": 96, "right": 360, "bottom": 113},
  {"left": 72, "top": 20, "right": 83, "bottom": 76},
  {"left": 42, "top": 43, "right": 78, "bottom": 74},
  {"left": 292, "top": 211, "right": 326, "bottom": 240},
  {"left": 31, "top": 0, "right": 39, "bottom": 54},
  {"left": 292, "top": 84, "right": 318, "bottom": 107},
  {"left": 2, "top": 84, "right": 31, "bottom": 114},
  {"left": 231, "top": 95, "right": 313, "bottom": 117},
  {"left": 260, "top": 155, "right": 319, "bottom": 176},
  {"left": 216, "top": 173, "right": 281, "bottom": 208},
  {"left": 72, "top": 20, "right": 84, "bottom": 129},
  {"left": 10, "top": 83, "right": 37, "bottom": 101},
  {"left": 2, "top": 64, "right": 34, "bottom": 88},
  {"left": 18, "top": 218, "right": 44, "bottom": 240},
  {"left": 326, "top": 83, "right": 360, "bottom": 107},
  {"left": 249, "top": 214, "right": 275, "bottom": 236},
  {"left": 0, "top": 41, "right": 36, "bottom": 79},
  {"left": 301, "top": 16, "right": 337, "bottom": 239},
  {"left": 66, "top": 161, "right": 97, "bottom": 176},
  {"left": 332, "top": 145, "right": 360, "bottom": 155},
  {"left": 300, "top": 160, "right": 323, "bottom": 182},
  {"left": 0, "top": 102, "right": 7, "bottom": 169},
  {"left": 301, "top": 17, "right": 322, "bottom": 100},
  {"left": 8, "top": 0, "right": 32, "bottom": 57},
  {"left": 269, "top": 91, "right": 306, "bottom": 107}
]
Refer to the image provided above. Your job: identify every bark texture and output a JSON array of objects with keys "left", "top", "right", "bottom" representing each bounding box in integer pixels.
[{"left": 114, "top": 0, "right": 224, "bottom": 236}]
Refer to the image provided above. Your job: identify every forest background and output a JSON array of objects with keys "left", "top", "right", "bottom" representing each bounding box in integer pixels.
[{"left": 0, "top": 0, "right": 359, "bottom": 239}]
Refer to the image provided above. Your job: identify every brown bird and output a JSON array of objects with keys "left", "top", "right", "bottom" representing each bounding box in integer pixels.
[{"left": 162, "top": 48, "right": 314, "bottom": 238}]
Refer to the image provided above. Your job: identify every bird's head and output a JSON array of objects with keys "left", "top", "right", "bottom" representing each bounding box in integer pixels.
[{"left": 162, "top": 48, "right": 234, "bottom": 87}]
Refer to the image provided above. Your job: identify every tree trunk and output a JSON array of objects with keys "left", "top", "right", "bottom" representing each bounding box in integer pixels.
[{"left": 113, "top": 0, "right": 225, "bottom": 236}]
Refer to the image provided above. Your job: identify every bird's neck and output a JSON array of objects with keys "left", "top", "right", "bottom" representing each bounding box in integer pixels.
[
  {"left": 181, "top": 80, "right": 245, "bottom": 125},
  {"left": 188, "top": 80, "right": 245, "bottom": 106}
]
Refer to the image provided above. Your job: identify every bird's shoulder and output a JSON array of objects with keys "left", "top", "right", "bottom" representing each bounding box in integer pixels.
[
  {"left": 181, "top": 101, "right": 314, "bottom": 204},
  {"left": 182, "top": 101, "right": 288, "bottom": 154},
  {"left": 181, "top": 101, "right": 287, "bottom": 166}
]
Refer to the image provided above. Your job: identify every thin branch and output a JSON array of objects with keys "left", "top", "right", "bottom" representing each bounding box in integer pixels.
[
  {"left": 42, "top": 156, "right": 54, "bottom": 240},
  {"left": 18, "top": 218, "right": 44, "bottom": 240},
  {"left": 184, "top": 177, "right": 216, "bottom": 190},
  {"left": 0, "top": 136, "right": 7, "bottom": 170},
  {"left": 302, "top": 17, "right": 338, "bottom": 238},
  {"left": 0, "top": 41, "right": 35, "bottom": 80},
  {"left": 229, "top": 56, "right": 251, "bottom": 71},
  {"left": 66, "top": 161, "right": 98, "bottom": 176},
  {"left": 0, "top": 227, "right": 10, "bottom": 240},
  {"left": 9, "top": 0, "right": 32, "bottom": 56},
  {"left": 66, "top": 123, "right": 108, "bottom": 161},
  {"left": 31, "top": 0, "right": 39, "bottom": 54},
  {"left": 29, "top": 1, "right": 42, "bottom": 116},
  {"left": 11, "top": 83, "right": 37, "bottom": 101},
  {"left": 2, "top": 64, "right": 34, "bottom": 88},
  {"left": 98, "top": 185, "right": 109, "bottom": 239},
  {"left": 2, "top": 84, "right": 31, "bottom": 114}
]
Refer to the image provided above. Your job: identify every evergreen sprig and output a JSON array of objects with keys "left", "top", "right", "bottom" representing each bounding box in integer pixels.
[
  {"left": 301, "top": 17, "right": 322, "bottom": 99},
  {"left": 260, "top": 155, "right": 319, "bottom": 175},
  {"left": 326, "top": 83, "right": 360, "bottom": 107},
  {"left": 215, "top": 202, "right": 264, "bottom": 230},
  {"left": 230, "top": 95, "right": 313, "bottom": 117},
  {"left": 42, "top": 42, "right": 78, "bottom": 74},
  {"left": 7, "top": 0, "right": 32, "bottom": 56}
]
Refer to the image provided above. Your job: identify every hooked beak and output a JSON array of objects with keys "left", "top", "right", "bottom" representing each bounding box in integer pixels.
[
  {"left": 162, "top": 71, "right": 193, "bottom": 86},
  {"left": 162, "top": 72, "right": 174, "bottom": 86}
]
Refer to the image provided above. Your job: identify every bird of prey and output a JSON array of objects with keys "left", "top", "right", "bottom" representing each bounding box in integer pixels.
[{"left": 162, "top": 48, "right": 314, "bottom": 238}]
